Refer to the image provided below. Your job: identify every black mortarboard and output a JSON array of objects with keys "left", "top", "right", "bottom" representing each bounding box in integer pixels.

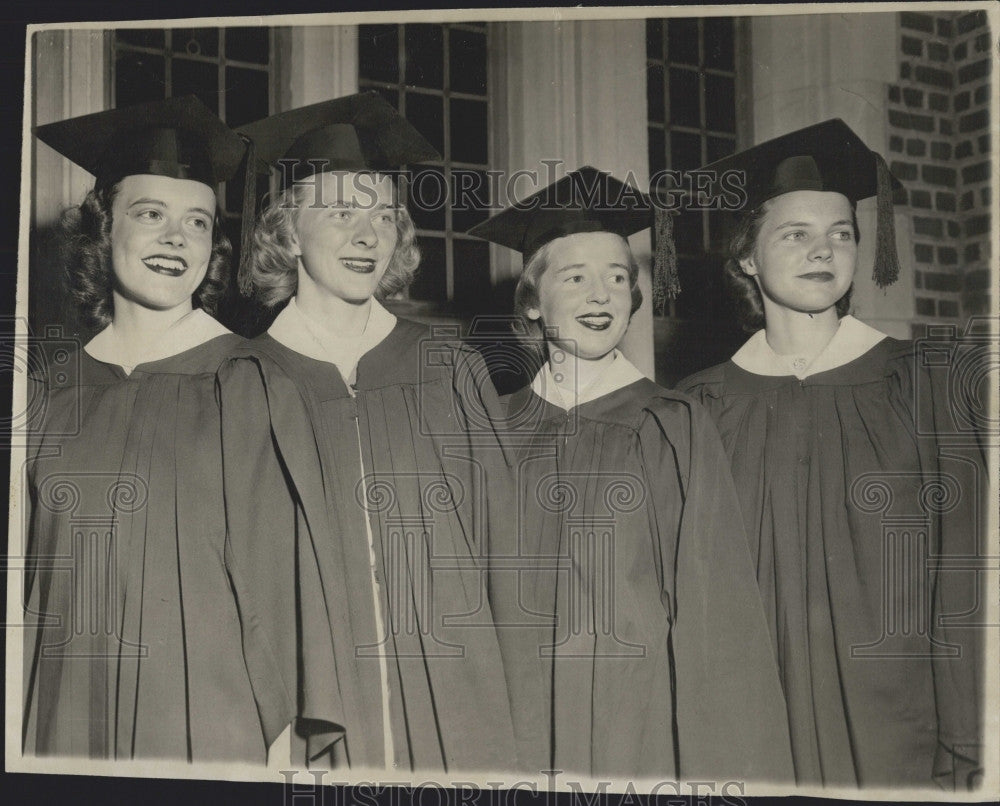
[
  {"left": 697, "top": 118, "right": 903, "bottom": 287},
  {"left": 238, "top": 91, "right": 441, "bottom": 187},
  {"left": 467, "top": 166, "right": 679, "bottom": 309},
  {"left": 34, "top": 95, "right": 247, "bottom": 191}
]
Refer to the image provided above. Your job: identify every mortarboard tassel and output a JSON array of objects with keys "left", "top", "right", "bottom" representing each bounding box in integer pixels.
[
  {"left": 653, "top": 206, "right": 680, "bottom": 313},
  {"left": 238, "top": 133, "right": 258, "bottom": 296},
  {"left": 873, "top": 152, "right": 900, "bottom": 289}
]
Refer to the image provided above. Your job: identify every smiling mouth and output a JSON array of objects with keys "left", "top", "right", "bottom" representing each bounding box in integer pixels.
[
  {"left": 142, "top": 255, "right": 188, "bottom": 277},
  {"left": 575, "top": 312, "right": 614, "bottom": 331},
  {"left": 340, "top": 258, "right": 377, "bottom": 274}
]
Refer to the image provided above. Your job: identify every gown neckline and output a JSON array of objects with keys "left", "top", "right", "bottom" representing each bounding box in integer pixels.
[{"left": 80, "top": 333, "right": 240, "bottom": 381}]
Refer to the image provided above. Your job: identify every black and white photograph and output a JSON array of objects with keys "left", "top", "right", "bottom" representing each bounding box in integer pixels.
[{"left": 4, "top": 3, "right": 998, "bottom": 802}]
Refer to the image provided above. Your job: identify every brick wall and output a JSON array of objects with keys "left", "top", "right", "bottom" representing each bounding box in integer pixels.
[{"left": 889, "top": 9, "right": 992, "bottom": 324}]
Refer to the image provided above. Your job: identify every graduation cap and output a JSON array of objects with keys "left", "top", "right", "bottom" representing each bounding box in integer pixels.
[
  {"left": 34, "top": 95, "right": 247, "bottom": 191},
  {"left": 696, "top": 118, "right": 903, "bottom": 288},
  {"left": 237, "top": 90, "right": 442, "bottom": 185},
  {"left": 467, "top": 166, "right": 679, "bottom": 311}
]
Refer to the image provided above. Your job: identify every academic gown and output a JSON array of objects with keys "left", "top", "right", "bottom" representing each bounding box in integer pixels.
[
  {"left": 216, "top": 303, "right": 517, "bottom": 772},
  {"left": 22, "top": 330, "right": 265, "bottom": 762},
  {"left": 490, "top": 355, "right": 793, "bottom": 782},
  {"left": 678, "top": 317, "right": 986, "bottom": 788}
]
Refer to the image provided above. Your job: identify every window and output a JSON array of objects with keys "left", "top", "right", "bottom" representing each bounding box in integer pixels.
[
  {"left": 113, "top": 27, "right": 274, "bottom": 331},
  {"left": 646, "top": 17, "right": 743, "bottom": 321},
  {"left": 358, "top": 23, "right": 493, "bottom": 313}
]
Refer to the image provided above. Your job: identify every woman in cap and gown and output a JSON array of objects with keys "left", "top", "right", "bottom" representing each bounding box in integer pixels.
[
  {"left": 679, "top": 120, "right": 985, "bottom": 788},
  {"left": 218, "top": 92, "right": 516, "bottom": 771},
  {"left": 22, "top": 97, "right": 265, "bottom": 761},
  {"left": 467, "top": 167, "right": 794, "bottom": 782}
]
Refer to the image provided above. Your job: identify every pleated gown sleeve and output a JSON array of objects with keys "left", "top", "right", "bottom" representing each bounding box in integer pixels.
[
  {"left": 679, "top": 339, "right": 987, "bottom": 789},
  {"left": 642, "top": 395, "right": 794, "bottom": 783},
  {"left": 885, "top": 342, "right": 986, "bottom": 788},
  {"left": 217, "top": 353, "right": 349, "bottom": 761},
  {"left": 23, "top": 337, "right": 265, "bottom": 762}
]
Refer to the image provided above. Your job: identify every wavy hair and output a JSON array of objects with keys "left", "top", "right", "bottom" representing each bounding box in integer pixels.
[
  {"left": 240, "top": 178, "right": 421, "bottom": 307},
  {"left": 61, "top": 183, "right": 231, "bottom": 329},
  {"left": 724, "top": 198, "right": 858, "bottom": 334},
  {"left": 514, "top": 236, "right": 644, "bottom": 322},
  {"left": 511, "top": 234, "right": 644, "bottom": 362}
]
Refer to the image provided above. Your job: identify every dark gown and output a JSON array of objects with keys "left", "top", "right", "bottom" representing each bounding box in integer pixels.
[
  {"left": 216, "top": 318, "right": 518, "bottom": 772},
  {"left": 679, "top": 337, "right": 986, "bottom": 788},
  {"left": 489, "top": 377, "right": 794, "bottom": 782},
  {"left": 22, "top": 334, "right": 265, "bottom": 762}
]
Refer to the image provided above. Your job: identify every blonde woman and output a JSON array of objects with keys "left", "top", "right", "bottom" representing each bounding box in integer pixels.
[{"left": 218, "top": 93, "right": 516, "bottom": 771}]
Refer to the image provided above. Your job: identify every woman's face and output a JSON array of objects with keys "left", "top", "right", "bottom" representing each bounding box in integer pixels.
[
  {"left": 528, "top": 231, "right": 633, "bottom": 361},
  {"left": 292, "top": 171, "right": 399, "bottom": 304},
  {"left": 740, "top": 190, "right": 857, "bottom": 316},
  {"left": 110, "top": 174, "right": 217, "bottom": 312}
]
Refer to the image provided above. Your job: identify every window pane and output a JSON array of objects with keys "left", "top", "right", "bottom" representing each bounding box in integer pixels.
[
  {"left": 409, "top": 236, "right": 447, "bottom": 301},
  {"left": 646, "top": 63, "right": 665, "bottom": 123},
  {"left": 707, "top": 209, "right": 731, "bottom": 253},
  {"left": 673, "top": 210, "right": 703, "bottom": 255},
  {"left": 364, "top": 85, "right": 398, "bottom": 110},
  {"left": 705, "top": 74, "right": 736, "bottom": 132},
  {"left": 648, "top": 127, "right": 666, "bottom": 176},
  {"left": 674, "top": 255, "right": 728, "bottom": 319},
  {"left": 669, "top": 68, "right": 700, "bottom": 127},
  {"left": 449, "top": 28, "right": 487, "bottom": 95},
  {"left": 452, "top": 239, "right": 492, "bottom": 312},
  {"left": 670, "top": 130, "right": 702, "bottom": 171},
  {"left": 225, "top": 65, "right": 269, "bottom": 127},
  {"left": 703, "top": 17, "right": 735, "bottom": 71},
  {"left": 707, "top": 135, "right": 736, "bottom": 163},
  {"left": 667, "top": 18, "right": 699, "bottom": 65},
  {"left": 115, "top": 50, "right": 166, "bottom": 107},
  {"left": 404, "top": 24, "right": 444, "bottom": 89},
  {"left": 225, "top": 27, "right": 269, "bottom": 64},
  {"left": 451, "top": 169, "right": 491, "bottom": 232},
  {"left": 116, "top": 29, "right": 165, "bottom": 49},
  {"left": 172, "top": 28, "right": 219, "bottom": 58},
  {"left": 359, "top": 24, "right": 399, "bottom": 84},
  {"left": 407, "top": 164, "right": 447, "bottom": 232},
  {"left": 405, "top": 93, "right": 444, "bottom": 157},
  {"left": 172, "top": 58, "right": 219, "bottom": 115},
  {"left": 450, "top": 98, "right": 488, "bottom": 165},
  {"left": 650, "top": 166, "right": 684, "bottom": 209},
  {"left": 644, "top": 16, "right": 740, "bottom": 327},
  {"left": 646, "top": 19, "right": 663, "bottom": 60}
]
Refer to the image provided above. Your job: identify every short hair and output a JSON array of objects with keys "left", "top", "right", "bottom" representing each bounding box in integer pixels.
[
  {"left": 724, "top": 197, "right": 859, "bottom": 334},
  {"left": 61, "top": 184, "right": 231, "bottom": 330},
  {"left": 240, "top": 177, "right": 420, "bottom": 307},
  {"left": 513, "top": 234, "right": 644, "bottom": 323},
  {"left": 509, "top": 234, "right": 644, "bottom": 366}
]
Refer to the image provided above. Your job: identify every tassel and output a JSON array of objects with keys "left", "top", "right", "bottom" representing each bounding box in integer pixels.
[
  {"left": 873, "top": 152, "right": 900, "bottom": 288},
  {"left": 238, "top": 133, "right": 258, "bottom": 297},
  {"left": 653, "top": 206, "right": 680, "bottom": 313}
]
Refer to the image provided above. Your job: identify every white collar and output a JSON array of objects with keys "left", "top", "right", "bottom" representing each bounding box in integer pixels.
[
  {"left": 731, "top": 315, "right": 888, "bottom": 379},
  {"left": 268, "top": 296, "right": 397, "bottom": 381},
  {"left": 84, "top": 308, "right": 231, "bottom": 374},
  {"left": 530, "top": 350, "right": 646, "bottom": 411}
]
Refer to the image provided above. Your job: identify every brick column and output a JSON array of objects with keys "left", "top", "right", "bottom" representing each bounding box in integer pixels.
[
  {"left": 954, "top": 11, "right": 992, "bottom": 318},
  {"left": 888, "top": 9, "right": 992, "bottom": 326}
]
